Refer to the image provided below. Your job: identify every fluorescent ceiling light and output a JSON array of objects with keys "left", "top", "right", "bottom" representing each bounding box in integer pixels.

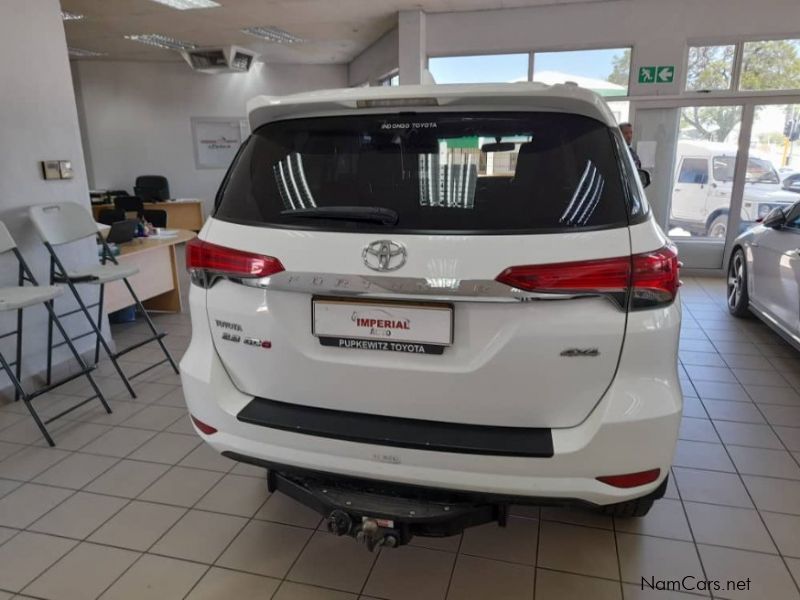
[
  {"left": 68, "top": 47, "right": 106, "bottom": 57},
  {"left": 148, "top": 0, "right": 220, "bottom": 9},
  {"left": 124, "top": 34, "right": 197, "bottom": 50},
  {"left": 61, "top": 10, "right": 84, "bottom": 20},
  {"left": 242, "top": 26, "right": 303, "bottom": 44}
]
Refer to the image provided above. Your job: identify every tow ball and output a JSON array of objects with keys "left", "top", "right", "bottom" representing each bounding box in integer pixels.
[{"left": 326, "top": 510, "right": 400, "bottom": 552}]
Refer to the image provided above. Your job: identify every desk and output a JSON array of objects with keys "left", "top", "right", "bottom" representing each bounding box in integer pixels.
[
  {"left": 104, "top": 229, "right": 195, "bottom": 314},
  {"left": 92, "top": 200, "right": 205, "bottom": 231}
]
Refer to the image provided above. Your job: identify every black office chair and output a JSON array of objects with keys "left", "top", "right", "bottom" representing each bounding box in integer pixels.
[
  {"left": 114, "top": 195, "right": 145, "bottom": 216},
  {"left": 143, "top": 209, "right": 167, "bottom": 228},
  {"left": 97, "top": 208, "right": 126, "bottom": 226},
  {"left": 134, "top": 175, "right": 170, "bottom": 202}
]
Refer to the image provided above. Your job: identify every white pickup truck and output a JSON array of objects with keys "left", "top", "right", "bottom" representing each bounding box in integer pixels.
[{"left": 670, "top": 141, "right": 798, "bottom": 237}]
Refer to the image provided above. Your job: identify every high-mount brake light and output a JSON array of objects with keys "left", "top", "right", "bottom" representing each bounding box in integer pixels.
[{"left": 356, "top": 97, "right": 439, "bottom": 108}]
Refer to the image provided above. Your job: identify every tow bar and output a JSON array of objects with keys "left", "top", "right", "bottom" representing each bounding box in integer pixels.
[
  {"left": 267, "top": 470, "right": 506, "bottom": 551},
  {"left": 327, "top": 510, "right": 399, "bottom": 551}
]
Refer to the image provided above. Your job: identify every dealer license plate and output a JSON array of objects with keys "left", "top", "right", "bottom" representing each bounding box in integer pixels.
[{"left": 312, "top": 298, "right": 453, "bottom": 354}]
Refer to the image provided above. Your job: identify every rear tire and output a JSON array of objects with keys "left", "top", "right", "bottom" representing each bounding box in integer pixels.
[
  {"left": 599, "top": 476, "right": 668, "bottom": 518},
  {"left": 707, "top": 214, "right": 728, "bottom": 238},
  {"left": 727, "top": 248, "right": 751, "bottom": 318}
]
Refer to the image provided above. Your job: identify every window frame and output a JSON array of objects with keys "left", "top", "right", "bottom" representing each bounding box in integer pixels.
[
  {"left": 378, "top": 69, "right": 399, "bottom": 87},
  {"left": 426, "top": 45, "right": 633, "bottom": 97},
  {"left": 684, "top": 43, "right": 739, "bottom": 93},
  {"left": 684, "top": 35, "right": 800, "bottom": 96},
  {"left": 426, "top": 51, "right": 533, "bottom": 85}
]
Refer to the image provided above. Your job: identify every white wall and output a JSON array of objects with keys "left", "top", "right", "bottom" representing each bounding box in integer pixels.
[
  {"left": 0, "top": 0, "right": 102, "bottom": 396},
  {"left": 425, "top": 0, "right": 800, "bottom": 96},
  {"left": 73, "top": 60, "right": 348, "bottom": 212},
  {"left": 348, "top": 27, "right": 399, "bottom": 86}
]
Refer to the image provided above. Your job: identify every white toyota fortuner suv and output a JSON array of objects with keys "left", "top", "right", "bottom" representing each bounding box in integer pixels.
[{"left": 181, "top": 83, "right": 682, "bottom": 550}]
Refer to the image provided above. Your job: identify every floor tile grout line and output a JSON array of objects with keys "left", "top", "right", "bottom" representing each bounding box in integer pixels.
[
  {"left": 611, "top": 511, "right": 625, "bottom": 600},
  {"left": 671, "top": 465, "right": 715, "bottom": 598},
  {"left": 531, "top": 510, "right": 542, "bottom": 600},
  {"left": 681, "top": 367, "right": 754, "bottom": 599},
  {"left": 270, "top": 511, "right": 328, "bottom": 598},
  {"left": 91, "top": 442, "right": 239, "bottom": 599},
  {"left": 690, "top": 388, "right": 800, "bottom": 597},
  {"left": 665, "top": 460, "right": 800, "bottom": 484},
  {"left": 440, "top": 515, "right": 467, "bottom": 600},
  {"left": 1, "top": 444, "right": 136, "bottom": 595},
  {"left": 689, "top": 370, "right": 800, "bottom": 473}
]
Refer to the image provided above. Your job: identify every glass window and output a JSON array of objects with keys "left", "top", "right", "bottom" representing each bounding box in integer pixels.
[
  {"left": 215, "top": 112, "right": 632, "bottom": 234},
  {"left": 428, "top": 54, "right": 529, "bottom": 84},
  {"left": 740, "top": 39, "right": 800, "bottom": 91},
  {"left": 668, "top": 105, "right": 743, "bottom": 240},
  {"left": 686, "top": 45, "right": 735, "bottom": 91},
  {"left": 381, "top": 72, "right": 399, "bottom": 86},
  {"left": 740, "top": 103, "right": 800, "bottom": 230},
  {"left": 533, "top": 48, "right": 630, "bottom": 96},
  {"left": 606, "top": 101, "right": 630, "bottom": 124},
  {"left": 678, "top": 158, "right": 709, "bottom": 184}
]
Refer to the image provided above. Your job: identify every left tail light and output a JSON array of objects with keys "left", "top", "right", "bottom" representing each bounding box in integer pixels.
[{"left": 186, "top": 238, "right": 284, "bottom": 287}]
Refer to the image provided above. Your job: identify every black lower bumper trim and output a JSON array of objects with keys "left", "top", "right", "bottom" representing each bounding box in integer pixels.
[{"left": 236, "top": 397, "right": 553, "bottom": 458}]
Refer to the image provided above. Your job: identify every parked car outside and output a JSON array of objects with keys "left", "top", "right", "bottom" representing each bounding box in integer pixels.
[{"left": 670, "top": 141, "right": 797, "bottom": 238}]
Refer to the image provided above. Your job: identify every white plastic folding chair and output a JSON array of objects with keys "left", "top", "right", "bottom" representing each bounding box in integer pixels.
[
  {"left": 0, "top": 221, "right": 111, "bottom": 446},
  {"left": 29, "top": 203, "right": 179, "bottom": 400}
]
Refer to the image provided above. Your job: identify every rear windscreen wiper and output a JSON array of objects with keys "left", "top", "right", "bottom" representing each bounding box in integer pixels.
[{"left": 280, "top": 206, "right": 399, "bottom": 226}]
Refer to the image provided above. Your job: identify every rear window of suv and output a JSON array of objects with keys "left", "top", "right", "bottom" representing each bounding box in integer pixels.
[{"left": 215, "top": 112, "right": 633, "bottom": 234}]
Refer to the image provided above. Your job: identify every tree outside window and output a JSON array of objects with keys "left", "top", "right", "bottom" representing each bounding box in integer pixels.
[{"left": 682, "top": 40, "right": 800, "bottom": 143}]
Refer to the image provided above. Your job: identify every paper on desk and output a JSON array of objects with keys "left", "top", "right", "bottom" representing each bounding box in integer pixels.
[{"left": 150, "top": 229, "right": 179, "bottom": 238}]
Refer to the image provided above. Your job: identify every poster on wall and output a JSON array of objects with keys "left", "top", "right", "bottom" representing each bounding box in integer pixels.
[{"left": 191, "top": 117, "right": 248, "bottom": 169}]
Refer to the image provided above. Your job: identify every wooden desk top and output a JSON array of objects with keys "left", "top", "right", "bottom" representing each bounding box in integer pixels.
[
  {"left": 117, "top": 229, "right": 196, "bottom": 256},
  {"left": 92, "top": 199, "right": 204, "bottom": 207}
]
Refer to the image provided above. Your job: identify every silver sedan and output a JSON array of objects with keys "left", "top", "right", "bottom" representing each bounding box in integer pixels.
[{"left": 728, "top": 200, "right": 800, "bottom": 351}]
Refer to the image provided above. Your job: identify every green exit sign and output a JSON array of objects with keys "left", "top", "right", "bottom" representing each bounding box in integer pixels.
[{"left": 638, "top": 65, "right": 675, "bottom": 84}]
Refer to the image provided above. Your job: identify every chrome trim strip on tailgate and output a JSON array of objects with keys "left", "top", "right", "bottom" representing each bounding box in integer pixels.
[{"left": 230, "top": 271, "right": 624, "bottom": 306}]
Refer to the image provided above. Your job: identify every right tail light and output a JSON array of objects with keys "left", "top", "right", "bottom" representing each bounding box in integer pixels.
[
  {"left": 629, "top": 245, "right": 681, "bottom": 310},
  {"left": 495, "top": 244, "right": 680, "bottom": 311}
]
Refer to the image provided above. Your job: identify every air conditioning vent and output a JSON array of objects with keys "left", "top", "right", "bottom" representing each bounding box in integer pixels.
[{"left": 182, "top": 46, "right": 258, "bottom": 74}]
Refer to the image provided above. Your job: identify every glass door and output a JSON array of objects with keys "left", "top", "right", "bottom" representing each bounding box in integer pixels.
[
  {"left": 668, "top": 105, "right": 744, "bottom": 241},
  {"left": 740, "top": 103, "right": 800, "bottom": 235}
]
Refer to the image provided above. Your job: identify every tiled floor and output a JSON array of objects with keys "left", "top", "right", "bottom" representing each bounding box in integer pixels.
[{"left": 0, "top": 276, "right": 798, "bottom": 599}]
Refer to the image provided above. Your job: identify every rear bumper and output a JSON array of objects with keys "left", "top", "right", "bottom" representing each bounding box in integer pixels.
[{"left": 181, "top": 288, "right": 682, "bottom": 506}]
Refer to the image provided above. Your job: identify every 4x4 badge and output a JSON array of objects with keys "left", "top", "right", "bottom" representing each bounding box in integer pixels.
[
  {"left": 560, "top": 348, "right": 600, "bottom": 357},
  {"left": 362, "top": 240, "right": 407, "bottom": 272}
]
